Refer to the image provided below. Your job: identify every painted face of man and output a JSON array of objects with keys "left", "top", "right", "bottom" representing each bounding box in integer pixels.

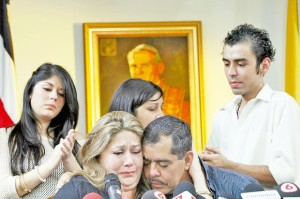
[{"left": 128, "top": 50, "right": 163, "bottom": 84}]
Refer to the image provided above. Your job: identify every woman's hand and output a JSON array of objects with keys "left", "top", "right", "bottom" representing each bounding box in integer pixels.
[
  {"left": 60, "top": 129, "right": 75, "bottom": 162},
  {"left": 47, "top": 129, "right": 76, "bottom": 171},
  {"left": 61, "top": 129, "right": 82, "bottom": 171}
]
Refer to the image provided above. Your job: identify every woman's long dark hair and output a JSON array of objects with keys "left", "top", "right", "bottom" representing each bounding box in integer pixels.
[{"left": 8, "top": 63, "right": 80, "bottom": 175}]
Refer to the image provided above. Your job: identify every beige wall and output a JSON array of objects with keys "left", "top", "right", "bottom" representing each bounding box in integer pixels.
[{"left": 9, "top": 0, "right": 289, "bottom": 149}]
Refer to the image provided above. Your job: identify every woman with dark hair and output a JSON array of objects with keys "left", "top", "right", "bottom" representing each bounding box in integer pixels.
[
  {"left": 109, "top": 78, "right": 164, "bottom": 128},
  {"left": 0, "top": 63, "right": 81, "bottom": 198}
]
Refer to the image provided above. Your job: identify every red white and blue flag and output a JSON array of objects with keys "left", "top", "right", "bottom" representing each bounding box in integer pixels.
[{"left": 0, "top": 0, "right": 18, "bottom": 128}]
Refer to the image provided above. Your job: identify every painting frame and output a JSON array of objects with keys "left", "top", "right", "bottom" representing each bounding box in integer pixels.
[{"left": 83, "top": 21, "right": 206, "bottom": 151}]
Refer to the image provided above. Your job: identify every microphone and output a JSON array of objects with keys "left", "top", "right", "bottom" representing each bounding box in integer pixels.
[
  {"left": 82, "top": 192, "right": 103, "bottom": 199},
  {"left": 275, "top": 182, "right": 300, "bottom": 197},
  {"left": 105, "top": 173, "right": 122, "bottom": 199},
  {"left": 141, "top": 190, "right": 167, "bottom": 199},
  {"left": 241, "top": 183, "right": 280, "bottom": 199},
  {"left": 172, "top": 181, "right": 196, "bottom": 199},
  {"left": 242, "top": 184, "right": 264, "bottom": 193},
  {"left": 218, "top": 193, "right": 234, "bottom": 199}
]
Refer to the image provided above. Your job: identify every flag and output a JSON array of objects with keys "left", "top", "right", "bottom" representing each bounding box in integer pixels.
[
  {"left": 285, "top": 0, "right": 300, "bottom": 105},
  {"left": 0, "top": 0, "right": 18, "bottom": 128}
]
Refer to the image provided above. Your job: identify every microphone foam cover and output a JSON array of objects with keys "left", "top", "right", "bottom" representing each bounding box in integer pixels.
[
  {"left": 276, "top": 182, "right": 300, "bottom": 197},
  {"left": 82, "top": 192, "right": 103, "bottom": 199},
  {"left": 218, "top": 193, "right": 235, "bottom": 199},
  {"left": 104, "top": 173, "right": 121, "bottom": 191},
  {"left": 242, "top": 183, "right": 264, "bottom": 193},
  {"left": 172, "top": 181, "right": 196, "bottom": 197},
  {"left": 141, "top": 190, "right": 166, "bottom": 199}
]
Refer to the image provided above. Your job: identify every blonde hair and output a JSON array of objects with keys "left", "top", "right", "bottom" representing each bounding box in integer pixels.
[{"left": 74, "top": 111, "right": 150, "bottom": 196}]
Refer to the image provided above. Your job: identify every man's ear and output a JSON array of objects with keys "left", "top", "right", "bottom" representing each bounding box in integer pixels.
[
  {"left": 184, "top": 151, "right": 194, "bottom": 170},
  {"left": 259, "top": 57, "right": 270, "bottom": 76}
]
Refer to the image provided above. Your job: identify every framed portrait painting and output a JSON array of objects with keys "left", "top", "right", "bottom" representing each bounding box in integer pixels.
[{"left": 83, "top": 21, "right": 206, "bottom": 151}]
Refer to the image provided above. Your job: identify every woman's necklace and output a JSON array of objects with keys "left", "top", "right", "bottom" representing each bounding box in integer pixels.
[{"left": 236, "top": 99, "right": 242, "bottom": 119}]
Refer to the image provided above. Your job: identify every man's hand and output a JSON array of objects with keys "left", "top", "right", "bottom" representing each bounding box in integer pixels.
[
  {"left": 200, "top": 146, "right": 230, "bottom": 168},
  {"left": 201, "top": 146, "right": 277, "bottom": 185}
]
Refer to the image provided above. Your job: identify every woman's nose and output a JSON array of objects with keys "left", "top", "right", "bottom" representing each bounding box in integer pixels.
[
  {"left": 49, "top": 91, "right": 58, "bottom": 100},
  {"left": 156, "top": 109, "right": 165, "bottom": 119},
  {"left": 123, "top": 153, "right": 134, "bottom": 167}
]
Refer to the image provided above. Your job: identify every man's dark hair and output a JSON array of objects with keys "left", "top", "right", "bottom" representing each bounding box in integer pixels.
[
  {"left": 224, "top": 24, "right": 276, "bottom": 72},
  {"left": 142, "top": 115, "right": 192, "bottom": 159}
]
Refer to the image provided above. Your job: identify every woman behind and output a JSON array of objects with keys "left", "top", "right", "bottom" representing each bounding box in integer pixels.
[
  {"left": 0, "top": 63, "right": 81, "bottom": 199},
  {"left": 55, "top": 111, "right": 150, "bottom": 199},
  {"left": 109, "top": 78, "right": 164, "bottom": 128}
]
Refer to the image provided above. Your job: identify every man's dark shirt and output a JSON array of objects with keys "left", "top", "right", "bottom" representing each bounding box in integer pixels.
[{"left": 166, "top": 157, "right": 259, "bottom": 199}]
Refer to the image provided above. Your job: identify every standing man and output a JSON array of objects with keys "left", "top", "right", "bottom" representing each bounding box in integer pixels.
[
  {"left": 202, "top": 24, "right": 300, "bottom": 188},
  {"left": 142, "top": 115, "right": 259, "bottom": 199}
]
